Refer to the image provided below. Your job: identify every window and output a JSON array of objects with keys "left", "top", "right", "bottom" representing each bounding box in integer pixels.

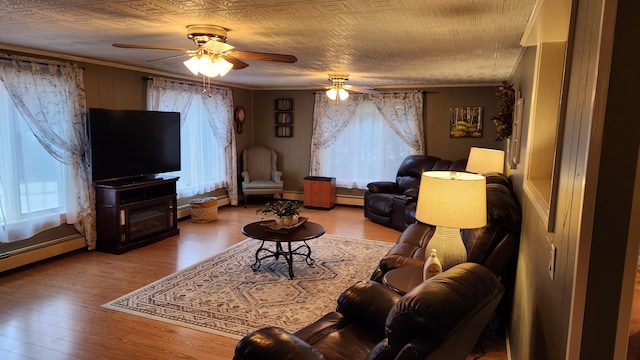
[
  {"left": 0, "top": 83, "right": 66, "bottom": 242},
  {"left": 310, "top": 92, "right": 424, "bottom": 190},
  {"left": 147, "top": 78, "right": 238, "bottom": 203},
  {"left": 318, "top": 102, "right": 413, "bottom": 188},
  {"left": 167, "top": 98, "right": 227, "bottom": 197}
]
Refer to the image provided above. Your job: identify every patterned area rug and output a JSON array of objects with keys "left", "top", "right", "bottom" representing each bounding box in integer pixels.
[{"left": 102, "top": 234, "right": 392, "bottom": 340}]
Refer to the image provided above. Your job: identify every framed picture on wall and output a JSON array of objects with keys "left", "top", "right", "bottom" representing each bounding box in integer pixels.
[
  {"left": 275, "top": 112, "right": 293, "bottom": 124},
  {"left": 275, "top": 98, "right": 292, "bottom": 111},
  {"left": 449, "top": 106, "right": 483, "bottom": 138},
  {"left": 275, "top": 125, "right": 293, "bottom": 137},
  {"left": 508, "top": 91, "right": 524, "bottom": 169}
]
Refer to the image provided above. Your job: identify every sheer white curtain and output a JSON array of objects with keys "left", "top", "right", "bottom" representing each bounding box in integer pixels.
[
  {"left": 0, "top": 54, "right": 93, "bottom": 247},
  {"left": 147, "top": 78, "right": 238, "bottom": 205},
  {"left": 310, "top": 91, "right": 424, "bottom": 188}
]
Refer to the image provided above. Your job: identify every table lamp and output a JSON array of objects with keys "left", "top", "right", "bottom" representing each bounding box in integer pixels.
[
  {"left": 415, "top": 171, "right": 487, "bottom": 271},
  {"left": 465, "top": 147, "right": 505, "bottom": 174}
]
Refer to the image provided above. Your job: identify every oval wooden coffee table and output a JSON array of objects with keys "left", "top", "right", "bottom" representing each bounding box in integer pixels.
[{"left": 242, "top": 220, "right": 325, "bottom": 279}]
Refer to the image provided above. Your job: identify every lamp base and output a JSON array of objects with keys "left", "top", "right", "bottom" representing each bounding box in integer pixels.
[{"left": 425, "top": 226, "right": 467, "bottom": 271}]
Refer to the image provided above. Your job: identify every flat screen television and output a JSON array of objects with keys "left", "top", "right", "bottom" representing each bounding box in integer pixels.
[{"left": 87, "top": 108, "right": 181, "bottom": 183}]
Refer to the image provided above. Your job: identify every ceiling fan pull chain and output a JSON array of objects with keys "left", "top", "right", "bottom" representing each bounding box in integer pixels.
[{"left": 201, "top": 74, "right": 208, "bottom": 95}]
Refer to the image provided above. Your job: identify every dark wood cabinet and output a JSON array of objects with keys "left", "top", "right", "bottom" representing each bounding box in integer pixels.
[{"left": 94, "top": 177, "right": 179, "bottom": 254}]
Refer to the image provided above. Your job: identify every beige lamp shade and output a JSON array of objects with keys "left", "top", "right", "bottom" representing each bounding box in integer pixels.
[
  {"left": 465, "top": 147, "right": 505, "bottom": 174},
  {"left": 415, "top": 171, "right": 487, "bottom": 271},
  {"left": 415, "top": 171, "right": 487, "bottom": 229}
]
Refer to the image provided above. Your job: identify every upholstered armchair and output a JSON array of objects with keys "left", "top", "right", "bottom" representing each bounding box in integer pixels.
[
  {"left": 234, "top": 263, "right": 504, "bottom": 360},
  {"left": 241, "top": 146, "right": 284, "bottom": 207}
]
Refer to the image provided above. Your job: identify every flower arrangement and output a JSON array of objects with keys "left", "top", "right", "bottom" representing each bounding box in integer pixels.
[
  {"left": 491, "top": 81, "right": 516, "bottom": 141},
  {"left": 256, "top": 200, "right": 302, "bottom": 217}
]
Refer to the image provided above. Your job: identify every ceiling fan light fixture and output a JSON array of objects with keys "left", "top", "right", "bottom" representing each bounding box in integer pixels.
[
  {"left": 183, "top": 56, "right": 201, "bottom": 75},
  {"left": 198, "top": 54, "right": 214, "bottom": 70},
  {"left": 214, "top": 56, "right": 234, "bottom": 76},
  {"left": 326, "top": 73, "right": 351, "bottom": 101},
  {"left": 338, "top": 88, "right": 349, "bottom": 100},
  {"left": 183, "top": 53, "right": 233, "bottom": 78},
  {"left": 204, "top": 40, "right": 234, "bottom": 53},
  {"left": 326, "top": 87, "right": 338, "bottom": 100}
]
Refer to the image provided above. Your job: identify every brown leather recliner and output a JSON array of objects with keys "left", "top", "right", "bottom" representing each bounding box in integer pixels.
[
  {"left": 364, "top": 155, "right": 467, "bottom": 231},
  {"left": 233, "top": 263, "right": 504, "bottom": 360},
  {"left": 369, "top": 173, "right": 521, "bottom": 334}
]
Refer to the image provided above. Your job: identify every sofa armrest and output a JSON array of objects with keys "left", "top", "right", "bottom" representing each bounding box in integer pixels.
[
  {"left": 335, "top": 280, "right": 402, "bottom": 338},
  {"left": 234, "top": 327, "right": 325, "bottom": 360},
  {"left": 369, "top": 256, "right": 425, "bottom": 283},
  {"left": 402, "top": 188, "right": 418, "bottom": 198},
  {"left": 367, "top": 181, "right": 399, "bottom": 194},
  {"left": 370, "top": 222, "right": 434, "bottom": 281},
  {"left": 379, "top": 255, "right": 425, "bottom": 273}
]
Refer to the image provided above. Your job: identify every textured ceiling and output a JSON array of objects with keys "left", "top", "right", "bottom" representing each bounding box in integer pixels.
[{"left": 0, "top": 0, "right": 536, "bottom": 90}]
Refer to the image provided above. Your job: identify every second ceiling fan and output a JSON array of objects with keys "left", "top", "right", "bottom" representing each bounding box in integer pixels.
[{"left": 325, "top": 74, "right": 378, "bottom": 100}]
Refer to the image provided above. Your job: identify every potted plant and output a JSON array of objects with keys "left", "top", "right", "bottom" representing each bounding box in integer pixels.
[{"left": 256, "top": 200, "right": 303, "bottom": 227}]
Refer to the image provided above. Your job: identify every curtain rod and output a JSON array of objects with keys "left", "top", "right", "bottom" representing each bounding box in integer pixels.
[
  {"left": 144, "top": 75, "right": 204, "bottom": 88},
  {"left": 144, "top": 76, "right": 199, "bottom": 84},
  {"left": 313, "top": 90, "right": 439, "bottom": 94},
  {"left": 0, "top": 55, "right": 84, "bottom": 70},
  {"left": 144, "top": 75, "right": 229, "bottom": 90}
]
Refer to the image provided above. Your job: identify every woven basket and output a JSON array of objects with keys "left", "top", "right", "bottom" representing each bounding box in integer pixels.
[{"left": 190, "top": 197, "right": 218, "bottom": 223}]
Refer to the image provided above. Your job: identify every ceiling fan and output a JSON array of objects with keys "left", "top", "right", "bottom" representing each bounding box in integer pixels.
[
  {"left": 324, "top": 74, "right": 378, "bottom": 100},
  {"left": 112, "top": 24, "right": 297, "bottom": 77}
]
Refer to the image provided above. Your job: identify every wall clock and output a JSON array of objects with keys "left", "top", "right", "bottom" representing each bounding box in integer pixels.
[{"left": 235, "top": 106, "right": 246, "bottom": 134}]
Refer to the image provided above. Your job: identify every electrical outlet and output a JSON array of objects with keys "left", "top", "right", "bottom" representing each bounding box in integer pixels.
[{"left": 548, "top": 244, "right": 556, "bottom": 280}]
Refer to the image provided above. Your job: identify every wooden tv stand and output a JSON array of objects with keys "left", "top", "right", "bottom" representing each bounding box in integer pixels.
[{"left": 94, "top": 177, "right": 179, "bottom": 254}]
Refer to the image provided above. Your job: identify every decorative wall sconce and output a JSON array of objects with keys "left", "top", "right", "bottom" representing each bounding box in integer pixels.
[{"left": 235, "top": 106, "right": 246, "bottom": 134}]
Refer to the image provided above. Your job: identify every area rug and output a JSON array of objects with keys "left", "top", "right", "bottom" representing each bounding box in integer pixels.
[{"left": 102, "top": 234, "right": 392, "bottom": 340}]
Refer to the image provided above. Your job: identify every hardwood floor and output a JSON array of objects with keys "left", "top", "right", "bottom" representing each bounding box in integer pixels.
[{"left": 0, "top": 204, "right": 508, "bottom": 359}]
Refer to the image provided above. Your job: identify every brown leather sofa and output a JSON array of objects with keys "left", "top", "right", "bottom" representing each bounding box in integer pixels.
[
  {"left": 369, "top": 172, "right": 521, "bottom": 334},
  {"left": 370, "top": 172, "right": 521, "bottom": 282},
  {"left": 364, "top": 155, "right": 468, "bottom": 231},
  {"left": 233, "top": 172, "right": 520, "bottom": 359},
  {"left": 234, "top": 263, "right": 504, "bottom": 360}
]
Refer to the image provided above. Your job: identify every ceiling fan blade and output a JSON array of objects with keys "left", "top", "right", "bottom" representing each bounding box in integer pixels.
[
  {"left": 222, "top": 55, "right": 249, "bottom": 70},
  {"left": 349, "top": 85, "right": 379, "bottom": 94},
  {"left": 226, "top": 50, "right": 297, "bottom": 63},
  {"left": 112, "top": 43, "right": 188, "bottom": 52},
  {"left": 147, "top": 54, "right": 188, "bottom": 63}
]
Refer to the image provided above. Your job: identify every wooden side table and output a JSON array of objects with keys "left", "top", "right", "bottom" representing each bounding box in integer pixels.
[
  {"left": 303, "top": 176, "right": 336, "bottom": 209},
  {"left": 382, "top": 266, "right": 423, "bottom": 295}
]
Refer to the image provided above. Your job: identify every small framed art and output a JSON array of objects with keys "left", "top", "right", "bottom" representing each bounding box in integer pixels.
[
  {"left": 508, "top": 92, "right": 524, "bottom": 169},
  {"left": 275, "top": 112, "right": 293, "bottom": 124},
  {"left": 449, "top": 106, "right": 483, "bottom": 138},
  {"left": 275, "top": 125, "right": 293, "bottom": 137},
  {"left": 275, "top": 98, "right": 292, "bottom": 111}
]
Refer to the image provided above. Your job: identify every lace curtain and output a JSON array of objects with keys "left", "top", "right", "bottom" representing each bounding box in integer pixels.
[
  {"left": 147, "top": 78, "right": 238, "bottom": 205},
  {"left": 0, "top": 54, "right": 94, "bottom": 247},
  {"left": 310, "top": 91, "right": 425, "bottom": 179}
]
